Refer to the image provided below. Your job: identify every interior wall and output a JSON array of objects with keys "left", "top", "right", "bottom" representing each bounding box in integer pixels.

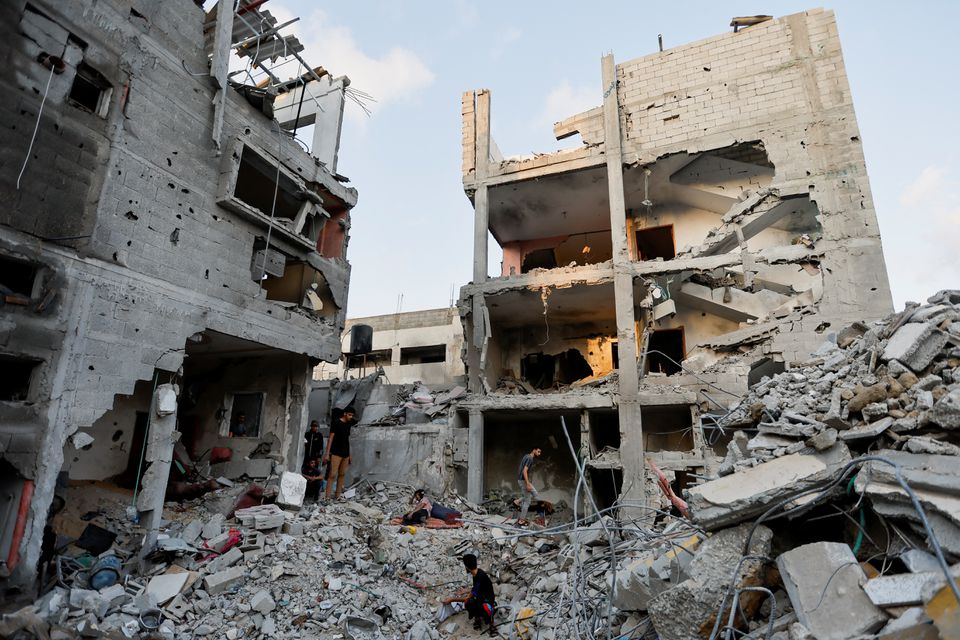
[
  {"left": 179, "top": 353, "right": 309, "bottom": 464},
  {"left": 646, "top": 306, "right": 740, "bottom": 357},
  {"left": 630, "top": 204, "right": 720, "bottom": 256},
  {"left": 500, "top": 230, "right": 613, "bottom": 276},
  {"left": 483, "top": 411, "right": 581, "bottom": 505},
  {"left": 62, "top": 379, "right": 154, "bottom": 481},
  {"left": 491, "top": 321, "right": 617, "bottom": 382}
]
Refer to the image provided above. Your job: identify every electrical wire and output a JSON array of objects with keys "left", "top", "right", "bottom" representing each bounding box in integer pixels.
[
  {"left": 17, "top": 64, "right": 56, "bottom": 190},
  {"left": 256, "top": 119, "right": 283, "bottom": 287}
]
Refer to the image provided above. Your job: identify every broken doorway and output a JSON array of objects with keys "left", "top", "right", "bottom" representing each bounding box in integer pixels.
[{"left": 645, "top": 328, "right": 685, "bottom": 375}]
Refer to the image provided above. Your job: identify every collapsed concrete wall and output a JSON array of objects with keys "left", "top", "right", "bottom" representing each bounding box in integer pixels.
[
  {"left": 457, "top": 10, "right": 893, "bottom": 513},
  {"left": 0, "top": 0, "right": 357, "bottom": 587}
]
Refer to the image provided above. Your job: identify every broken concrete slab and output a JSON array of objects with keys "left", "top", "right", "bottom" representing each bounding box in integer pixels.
[
  {"left": 882, "top": 322, "right": 949, "bottom": 373},
  {"left": 145, "top": 573, "right": 188, "bottom": 606},
  {"left": 201, "top": 514, "right": 224, "bottom": 540},
  {"left": 864, "top": 572, "right": 945, "bottom": 607},
  {"left": 777, "top": 542, "right": 886, "bottom": 640},
  {"left": 211, "top": 458, "right": 274, "bottom": 480},
  {"left": 687, "top": 444, "right": 851, "bottom": 530},
  {"left": 208, "top": 546, "right": 243, "bottom": 573},
  {"left": 838, "top": 416, "right": 893, "bottom": 441}
]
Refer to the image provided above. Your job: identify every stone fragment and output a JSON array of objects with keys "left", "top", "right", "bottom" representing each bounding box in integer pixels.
[
  {"left": 647, "top": 524, "right": 773, "bottom": 640},
  {"left": 882, "top": 322, "right": 948, "bottom": 373},
  {"left": 864, "top": 572, "right": 944, "bottom": 607},
  {"left": 204, "top": 565, "right": 244, "bottom": 595},
  {"left": 250, "top": 590, "right": 276, "bottom": 613},
  {"left": 208, "top": 546, "right": 243, "bottom": 572},
  {"left": 929, "top": 387, "right": 960, "bottom": 429},
  {"left": 181, "top": 519, "right": 202, "bottom": 544},
  {"left": 877, "top": 607, "right": 931, "bottom": 636},
  {"left": 277, "top": 471, "right": 307, "bottom": 508},
  {"left": 201, "top": 514, "right": 224, "bottom": 540},
  {"left": 805, "top": 428, "right": 837, "bottom": 451},
  {"left": 900, "top": 549, "right": 941, "bottom": 573},
  {"left": 903, "top": 436, "right": 960, "bottom": 456},
  {"left": 848, "top": 383, "right": 891, "bottom": 414},
  {"left": 777, "top": 542, "right": 886, "bottom": 640}
]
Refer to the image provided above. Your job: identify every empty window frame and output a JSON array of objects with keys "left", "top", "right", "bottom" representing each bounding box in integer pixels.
[
  {"left": 635, "top": 224, "right": 676, "bottom": 261},
  {"left": 229, "top": 392, "right": 263, "bottom": 438},
  {"left": 69, "top": 61, "right": 112, "bottom": 117},
  {"left": 0, "top": 257, "right": 38, "bottom": 298},
  {"left": 641, "top": 405, "right": 695, "bottom": 451},
  {"left": 0, "top": 355, "right": 41, "bottom": 402},
  {"left": 400, "top": 345, "right": 446, "bottom": 365},
  {"left": 219, "top": 143, "right": 327, "bottom": 246},
  {"left": 646, "top": 328, "right": 684, "bottom": 375}
]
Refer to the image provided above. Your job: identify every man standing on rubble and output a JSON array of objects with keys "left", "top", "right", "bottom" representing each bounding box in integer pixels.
[
  {"left": 517, "top": 447, "right": 542, "bottom": 526},
  {"left": 303, "top": 420, "right": 324, "bottom": 464},
  {"left": 323, "top": 407, "right": 357, "bottom": 501}
]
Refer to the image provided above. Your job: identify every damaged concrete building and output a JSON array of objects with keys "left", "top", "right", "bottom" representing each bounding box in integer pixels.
[
  {"left": 0, "top": 0, "right": 357, "bottom": 587},
  {"left": 457, "top": 10, "right": 893, "bottom": 511}
]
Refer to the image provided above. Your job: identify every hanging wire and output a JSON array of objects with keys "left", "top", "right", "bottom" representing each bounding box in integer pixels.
[{"left": 17, "top": 64, "right": 56, "bottom": 190}]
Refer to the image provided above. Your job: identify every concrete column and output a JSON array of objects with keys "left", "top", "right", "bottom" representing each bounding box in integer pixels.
[
  {"left": 473, "top": 90, "right": 491, "bottom": 283},
  {"left": 467, "top": 409, "right": 484, "bottom": 504},
  {"left": 601, "top": 53, "right": 645, "bottom": 507},
  {"left": 137, "top": 383, "right": 180, "bottom": 563}
]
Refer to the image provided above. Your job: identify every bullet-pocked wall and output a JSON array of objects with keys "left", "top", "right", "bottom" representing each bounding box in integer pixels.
[{"left": 0, "top": 0, "right": 357, "bottom": 586}]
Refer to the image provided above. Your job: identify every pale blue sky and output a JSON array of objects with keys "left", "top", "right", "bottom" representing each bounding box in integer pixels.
[{"left": 270, "top": 1, "right": 960, "bottom": 317}]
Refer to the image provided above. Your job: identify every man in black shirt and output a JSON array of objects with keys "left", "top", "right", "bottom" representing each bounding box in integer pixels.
[
  {"left": 323, "top": 407, "right": 356, "bottom": 500},
  {"left": 303, "top": 420, "right": 324, "bottom": 463},
  {"left": 443, "top": 553, "right": 496, "bottom": 636}
]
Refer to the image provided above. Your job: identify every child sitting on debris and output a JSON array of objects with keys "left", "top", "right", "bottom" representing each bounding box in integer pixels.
[
  {"left": 442, "top": 553, "right": 497, "bottom": 636},
  {"left": 301, "top": 457, "right": 324, "bottom": 502},
  {"left": 402, "top": 488, "right": 432, "bottom": 525}
]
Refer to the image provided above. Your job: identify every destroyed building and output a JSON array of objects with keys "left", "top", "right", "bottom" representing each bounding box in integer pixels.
[
  {"left": 457, "top": 10, "right": 893, "bottom": 510},
  {"left": 0, "top": 0, "right": 357, "bottom": 589},
  {"left": 321, "top": 307, "right": 466, "bottom": 386}
]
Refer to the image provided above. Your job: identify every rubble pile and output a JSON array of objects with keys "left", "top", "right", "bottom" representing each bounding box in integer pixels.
[
  {"left": 676, "top": 292, "right": 960, "bottom": 639},
  {"left": 362, "top": 382, "right": 466, "bottom": 425}
]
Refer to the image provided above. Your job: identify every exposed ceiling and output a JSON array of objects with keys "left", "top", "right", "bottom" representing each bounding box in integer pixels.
[
  {"left": 486, "top": 281, "right": 617, "bottom": 329},
  {"left": 488, "top": 165, "right": 610, "bottom": 244}
]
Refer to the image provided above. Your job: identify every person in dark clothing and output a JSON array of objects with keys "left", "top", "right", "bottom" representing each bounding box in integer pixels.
[
  {"left": 402, "top": 489, "right": 432, "bottom": 525},
  {"left": 443, "top": 553, "right": 496, "bottom": 636},
  {"left": 303, "top": 420, "right": 324, "bottom": 463},
  {"left": 324, "top": 407, "right": 357, "bottom": 500},
  {"left": 301, "top": 457, "right": 323, "bottom": 502}
]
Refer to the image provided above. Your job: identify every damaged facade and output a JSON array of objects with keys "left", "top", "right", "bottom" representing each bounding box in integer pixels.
[
  {"left": 457, "top": 10, "right": 893, "bottom": 511},
  {"left": 0, "top": 0, "right": 357, "bottom": 588}
]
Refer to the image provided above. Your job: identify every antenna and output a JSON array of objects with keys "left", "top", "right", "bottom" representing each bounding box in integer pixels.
[
  {"left": 396, "top": 293, "right": 404, "bottom": 314},
  {"left": 449, "top": 283, "right": 455, "bottom": 308}
]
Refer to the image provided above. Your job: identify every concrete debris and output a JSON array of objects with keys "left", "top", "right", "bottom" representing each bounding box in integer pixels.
[{"left": 777, "top": 542, "right": 886, "bottom": 640}]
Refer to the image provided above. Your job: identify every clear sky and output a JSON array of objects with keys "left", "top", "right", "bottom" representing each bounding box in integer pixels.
[{"left": 267, "top": 1, "right": 960, "bottom": 318}]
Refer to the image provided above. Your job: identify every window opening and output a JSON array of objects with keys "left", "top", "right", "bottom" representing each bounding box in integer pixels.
[
  {"left": 635, "top": 224, "right": 676, "bottom": 261},
  {"left": 642, "top": 405, "right": 694, "bottom": 451},
  {"left": 0, "top": 355, "right": 41, "bottom": 402},
  {"left": 646, "top": 328, "right": 684, "bottom": 375},
  {"left": 230, "top": 393, "right": 263, "bottom": 437},
  {"left": 69, "top": 62, "right": 111, "bottom": 116},
  {"left": 588, "top": 467, "right": 622, "bottom": 512},
  {"left": 588, "top": 410, "right": 620, "bottom": 452},
  {"left": 0, "top": 257, "right": 38, "bottom": 298},
  {"left": 234, "top": 147, "right": 303, "bottom": 220},
  {"left": 521, "top": 248, "right": 558, "bottom": 272},
  {"left": 400, "top": 345, "right": 446, "bottom": 365}
]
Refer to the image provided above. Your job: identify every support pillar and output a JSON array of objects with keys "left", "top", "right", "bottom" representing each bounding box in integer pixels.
[
  {"left": 467, "top": 409, "right": 484, "bottom": 504},
  {"left": 472, "top": 90, "right": 491, "bottom": 283},
  {"left": 138, "top": 383, "right": 180, "bottom": 564},
  {"left": 601, "top": 53, "right": 645, "bottom": 508}
]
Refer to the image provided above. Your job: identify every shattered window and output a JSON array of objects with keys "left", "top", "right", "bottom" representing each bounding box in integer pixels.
[{"left": 400, "top": 345, "right": 446, "bottom": 365}]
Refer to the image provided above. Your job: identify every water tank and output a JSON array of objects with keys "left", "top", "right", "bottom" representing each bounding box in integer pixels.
[{"left": 349, "top": 324, "right": 373, "bottom": 355}]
